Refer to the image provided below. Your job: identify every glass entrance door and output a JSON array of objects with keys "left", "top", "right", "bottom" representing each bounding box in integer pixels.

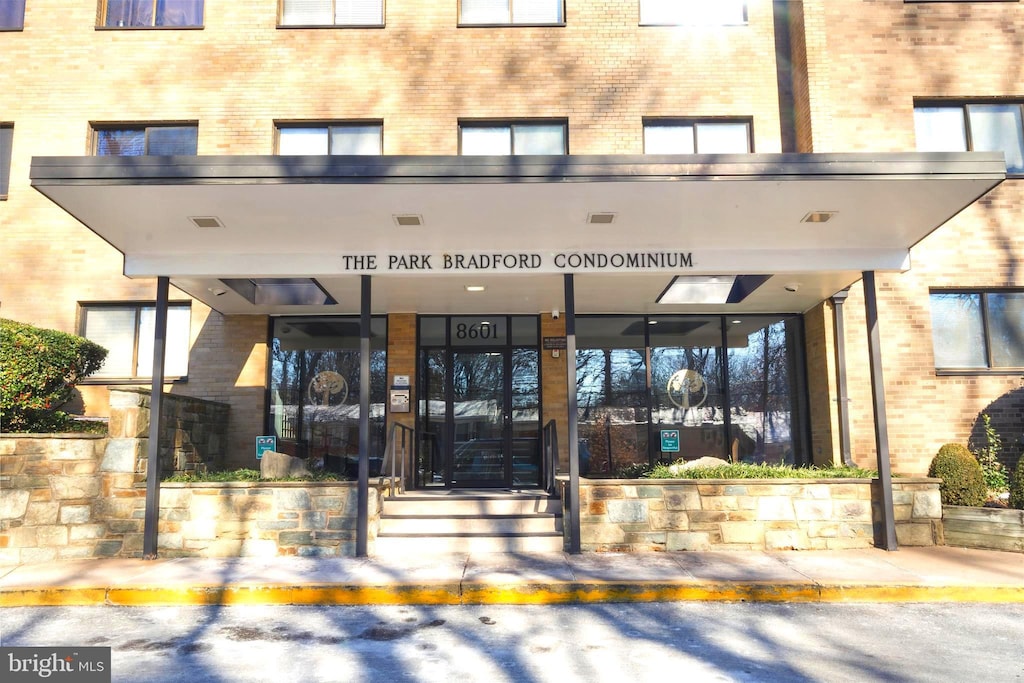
[{"left": 417, "top": 316, "right": 541, "bottom": 489}]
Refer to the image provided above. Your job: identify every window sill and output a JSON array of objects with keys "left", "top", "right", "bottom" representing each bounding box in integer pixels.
[
  {"left": 277, "top": 23, "right": 385, "bottom": 29},
  {"left": 457, "top": 22, "right": 566, "bottom": 28},
  {"left": 0, "top": 27, "right": 25, "bottom": 32},
  {"left": 934, "top": 369, "right": 1024, "bottom": 377},
  {"left": 95, "top": 25, "right": 204, "bottom": 31},
  {"left": 81, "top": 377, "right": 188, "bottom": 385}
]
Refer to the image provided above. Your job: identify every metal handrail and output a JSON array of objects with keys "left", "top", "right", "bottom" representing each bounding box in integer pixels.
[
  {"left": 380, "top": 422, "right": 415, "bottom": 495},
  {"left": 542, "top": 419, "right": 559, "bottom": 496}
]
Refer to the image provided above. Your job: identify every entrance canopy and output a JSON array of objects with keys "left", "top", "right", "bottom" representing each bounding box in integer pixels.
[{"left": 31, "top": 152, "right": 1004, "bottom": 315}]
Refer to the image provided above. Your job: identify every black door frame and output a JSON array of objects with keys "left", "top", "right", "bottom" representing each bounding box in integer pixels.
[{"left": 416, "top": 315, "right": 542, "bottom": 490}]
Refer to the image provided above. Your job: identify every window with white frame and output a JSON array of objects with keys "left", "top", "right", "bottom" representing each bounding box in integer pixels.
[
  {"left": 930, "top": 291, "right": 1024, "bottom": 371},
  {"left": 1, "top": 0, "right": 25, "bottom": 29},
  {"left": 277, "top": 124, "right": 383, "bottom": 154},
  {"left": 80, "top": 303, "right": 192, "bottom": 380},
  {"left": 640, "top": 0, "right": 746, "bottom": 26},
  {"left": 460, "top": 0, "right": 563, "bottom": 26},
  {"left": 280, "top": 0, "right": 383, "bottom": 26},
  {"left": 102, "top": 0, "right": 204, "bottom": 27},
  {"left": 914, "top": 102, "right": 1024, "bottom": 175},
  {"left": 460, "top": 121, "right": 567, "bottom": 155},
  {"left": 1, "top": 124, "right": 12, "bottom": 199},
  {"left": 93, "top": 125, "right": 198, "bottom": 156},
  {"left": 643, "top": 119, "right": 752, "bottom": 153}
]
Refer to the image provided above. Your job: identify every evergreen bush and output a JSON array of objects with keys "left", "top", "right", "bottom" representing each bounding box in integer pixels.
[
  {"left": 1010, "top": 456, "right": 1024, "bottom": 510},
  {"left": 0, "top": 318, "right": 107, "bottom": 432},
  {"left": 928, "top": 443, "right": 986, "bottom": 507}
]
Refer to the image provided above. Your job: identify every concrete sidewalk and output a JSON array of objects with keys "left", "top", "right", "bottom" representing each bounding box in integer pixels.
[{"left": 1, "top": 546, "right": 1022, "bottom": 607}]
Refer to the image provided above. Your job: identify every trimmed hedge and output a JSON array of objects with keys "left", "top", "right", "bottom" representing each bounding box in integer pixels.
[
  {"left": 0, "top": 318, "right": 107, "bottom": 432},
  {"left": 928, "top": 443, "right": 986, "bottom": 507}
]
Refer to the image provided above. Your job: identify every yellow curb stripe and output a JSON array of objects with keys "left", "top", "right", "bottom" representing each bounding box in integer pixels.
[
  {"left": 105, "top": 584, "right": 463, "bottom": 607},
  {"left": 4, "top": 582, "right": 1023, "bottom": 607},
  {"left": 1, "top": 588, "right": 109, "bottom": 607}
]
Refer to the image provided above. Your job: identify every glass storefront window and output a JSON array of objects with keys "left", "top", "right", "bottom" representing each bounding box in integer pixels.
[
  {"left": 269, "top": 317, "right": 387, "bottom": 477},
  {"left": 576, "top": 314, "right": 807, "bottom": 474}
]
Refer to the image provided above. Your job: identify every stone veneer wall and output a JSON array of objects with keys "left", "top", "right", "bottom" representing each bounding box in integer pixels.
[
  {"left": 572, "top": 478, "right": 942, "bottom": 552},
  {"left": 107, "top": 388, "right": 230, "bottom": 480},
  {"left": 156, "top": 483, "right": 381, "bottom": 558},
  {"left": 0, "top": 434, "right": 383, "bottom": 564}
]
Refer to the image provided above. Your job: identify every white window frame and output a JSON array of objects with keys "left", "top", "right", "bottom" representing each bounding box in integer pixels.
[
  {"left": 459, "top": 120, "right": 568, "bottom": 155},
  {"left": 643, "top": 119, "right": 753, "bottom": 154},
  {"left": 278, "top": 0, "right": 384, "bottom": 27},
  {"left": 914, "top": 101, "right": 1024, "bottom": 176},
  {"left": 79, "top": 303, "right": 192, "bottom": 381},
  {"left": 640, "top": 0, "right": 747, "bottom": 26},
  {"left": 275, "top": 123, "right": 383, "bottom": 155},
  {"left": 459, "top": 0, "right": 565, "bottom": 26}
]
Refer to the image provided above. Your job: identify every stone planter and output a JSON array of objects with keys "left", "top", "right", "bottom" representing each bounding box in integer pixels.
[
  {"left": 571, "top": 477, "right": 943, "bottom": 552},
  {"left": 942, "top": 505, "right": 1024, "bottom": 553}
]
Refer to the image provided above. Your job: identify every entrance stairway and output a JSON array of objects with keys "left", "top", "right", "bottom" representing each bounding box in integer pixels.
[{"left": 375, "top": 491, "right": 564, "bottom": 555}]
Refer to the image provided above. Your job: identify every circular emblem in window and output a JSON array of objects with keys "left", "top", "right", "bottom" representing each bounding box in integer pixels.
[
  {"left": 308, "top": 371, "right": 349, "bottom": 406},
  {"left": 666, "top": 369, "right": 708, "bottom": 409}
]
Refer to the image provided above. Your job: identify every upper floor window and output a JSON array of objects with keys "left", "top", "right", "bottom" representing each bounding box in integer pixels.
[
  {"left": 276, "top": 123, "right": 383, "bottom": 154},
  {"left": 643, "top": 119, "right": 752, "bottom": 153},
  {"left": 460, "top": 0, "right": 564, "bottom": 26},
  {"left": 1, "top": 125, "right": 11, "bottom": 199},
  {"left": 80, "top": 302, "right": 192, "bottom": 380},
  {"left": 1, "top": 0, "right": 25, "bottom": 29},
  {"left": 640, "top": 0, "right": 747, "bottom": 26},
  {"left": 103, "top": 0, "right": 203, "bottom": 27},
  {"left": 93, "top": 124, "right": 198, "bottom": 156},
  {"left": 914, "top": 102, "right": 1024, "bottom": 175},
  {"left": 930, "top": 290, "right": 1024, "bottom": 371},
  {"left": 280, "top": 0, "right": 383, "bottom": 27},
  {"left": 460, "top": 121, "right": 567, "bottom": 155}
]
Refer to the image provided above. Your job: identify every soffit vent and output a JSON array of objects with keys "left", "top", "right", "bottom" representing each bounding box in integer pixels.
[
  {"left": 393, "top": 214, "right": 424, "bottom": 227},
  {"left": 189, "top": 216, "right": 224, "bottom": 229}
]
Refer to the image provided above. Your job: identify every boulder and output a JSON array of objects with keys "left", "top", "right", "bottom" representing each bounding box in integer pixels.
[{"left": 259, "top": 450, "right": 312, "bottom": 480}]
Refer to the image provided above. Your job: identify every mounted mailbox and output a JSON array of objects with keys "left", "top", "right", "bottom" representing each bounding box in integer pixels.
[{"left": 390, "top": 374, "right": 411, "bottom": 413}]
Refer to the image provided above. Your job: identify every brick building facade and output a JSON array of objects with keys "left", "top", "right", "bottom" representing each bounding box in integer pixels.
[{"left": 1, "top": 0, "right": 1021, "bottom": 487}]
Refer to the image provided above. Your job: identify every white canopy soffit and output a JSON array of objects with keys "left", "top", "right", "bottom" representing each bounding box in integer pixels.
[{"left": 30, "top": 153, "right": 1004, "bottom": 315}]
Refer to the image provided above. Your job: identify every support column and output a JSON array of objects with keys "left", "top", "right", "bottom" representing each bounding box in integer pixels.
[
  {"left": 143, "top": 276, "right": 169, "bottom": 559},
  {"left": 831, "top": 288, "right": 853, "bottom": 467},
  {"left": 564, "top": 275, "right": 581, "bottom": 554},
  {"left": 862, "top": 271, "right": 898, "bottom": 551},
  {"left": 357, "top": 275, "right": 371, "bottom": 557}
]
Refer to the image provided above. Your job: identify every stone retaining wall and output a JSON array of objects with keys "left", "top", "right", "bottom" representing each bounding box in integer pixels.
[
  {"left": 157, "top": 483, "right": 380, "bottom": 558},
  {"left": 571, "top": 478, "right": 943, "bottom": 552},
  {"left": 107, "top": 388, "right": 230, "bottom": 480},
  {"left": 0, "top": 434, "right": 382, "bottom": 563}
]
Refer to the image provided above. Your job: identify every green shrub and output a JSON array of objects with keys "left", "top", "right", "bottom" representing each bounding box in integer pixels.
[
  {"left": 973, "top": 414, "right": 1008, "bottom": 493},
  {"left": 0, "top": 319, "right": 107, "bottom": 432},
  {"left": 643, "top": 461, "right": 877, "bottom": 480},
  {"left": 928, "top": 443, "right": 986, "bottom": 507},
  {"left": 1010, "top": 457, "right": 1024, "bottom": 510}
]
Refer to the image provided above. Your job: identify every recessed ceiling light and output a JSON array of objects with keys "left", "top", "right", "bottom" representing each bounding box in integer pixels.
[
  {"left": 465, "top": 285, "right": 485, "bottom": 292},
  {"left": 208, "top": 287, "right": 226, "bottom": 296},
  {"left": 648, "top": 320, "right": 658, "bottom": 325},
  {"left": 393, "top": 214, "right": 423, "bottom": 227},
  {"left": 801, "top": 211, "right": 836, "bottom": 223},
  {"left": 731, "top": 319, "right": 742, "bottom": 324},
  {"left": 190, "top": 216, "right": 224, "bottom": 229},
  {"left": 587, "top": 212, "right": 616, "bottom": 225}
]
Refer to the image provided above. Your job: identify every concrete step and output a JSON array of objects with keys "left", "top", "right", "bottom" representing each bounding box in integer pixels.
[
  {"left": 379, "top": 514, "right": 563, "bottom": 536},
  {"left": 374, "top": 533, "right": 566, "bottom": 555},
  {"left": 382, "top": 495, "right": 562, "bottom": 517}
]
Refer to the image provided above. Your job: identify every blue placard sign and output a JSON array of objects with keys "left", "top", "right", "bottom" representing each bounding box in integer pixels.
[
  {"left": 660, "top": 429, "right": 680, "bottom": 453},
  {"left": 256, "top": 436, "right": 276, "bottom": 460}
]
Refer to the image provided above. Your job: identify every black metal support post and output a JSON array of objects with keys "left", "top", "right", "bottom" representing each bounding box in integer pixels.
[
  {"left": 862, "top": 271, "right": 898, "bottom": 551},
  {"left": 831, "top": 288, "right": 853, "bottom": 467},
  {"left": 564, "top": 275, "right": 581, "bottom": 554},
  {"left": 357, "top": 275, "right": 371, "bottom": 557},
  {"left": 142, "top": 276, "right": 169, "bottom": 559}
]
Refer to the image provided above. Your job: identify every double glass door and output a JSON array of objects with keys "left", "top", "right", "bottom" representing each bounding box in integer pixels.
[{"left": 417, "top": 316, "right": 540, "bottom": 489}]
